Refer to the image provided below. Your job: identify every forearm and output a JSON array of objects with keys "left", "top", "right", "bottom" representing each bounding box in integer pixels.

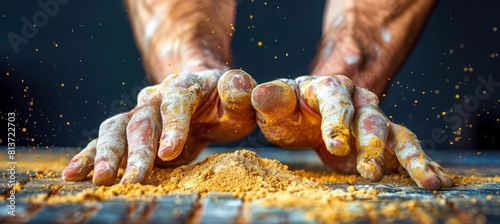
[
  {"left": 126, "top": 0, "right": 236, "bottom": 84},
  {"left": 311, "top": 0, "right": 436, "bottom": 98}
]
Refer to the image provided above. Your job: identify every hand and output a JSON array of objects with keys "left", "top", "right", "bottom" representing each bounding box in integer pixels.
[
  {"left": 62, "top": 69, "right": 256, "bottom": 185},
  {"left": 251, "top": 75, "right": 453, "bottom": 190}
]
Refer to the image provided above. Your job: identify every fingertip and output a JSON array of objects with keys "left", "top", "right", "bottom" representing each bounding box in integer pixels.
[
  {"left": 92, "top": 161, "right": 117, "bottom": 186},
  {"left": 357, "top": 157, "right": 384, "bottom": 182},
  {"left": 61, "top": 168, "right": 81, "bottom": 182},
  {"left": 219, "top": 69, "right": 255, "bottom": 91},
  {"left": 439, "top": 175, "right": 454, "bottom": 188},
  {"left": 413, "top": 165, "right": 453, "bottom": 190},
  {"left": 218, "top": 69, "right": 256, "bottom": 113},
  {"left": 157, "top": 142, "right": 182, "bottom": 162},
  {"left": 433, "top": 164, "right": 454, "bottom": 188},
  {"left": 251, "top": 80, "right": 297, "bottom": 116},
  {"left": 417, "top": 175, "right": 442, "bottom": 190},
  {"left": 62, "top": 155, "right": 94, "bottom": 182},
  {"left": 324, "top": 128, "right": 351, "bottom": 156},
  {"left": 120, "top": 166, "right": 144, "bottom": 184},
  {"left": 93, "top": 171, "right": 117, "bottom": 186}
]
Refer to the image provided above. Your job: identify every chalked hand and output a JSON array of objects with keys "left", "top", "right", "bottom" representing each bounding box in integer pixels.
[
  {"left": 61, "top": 0, "right": 248, "bottom": 185},
  {"left": 62, "top": 69, "right": 256, "bottom": 185},
  {"left": 252, "top": 76, "right": 453, "bottom": 190}
]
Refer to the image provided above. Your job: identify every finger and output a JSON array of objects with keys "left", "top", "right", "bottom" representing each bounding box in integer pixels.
[
  {"left": 386, "top": 123, "right": 453, "bottom": 190},
  {"left": 252, "top": 79, "right": 308, "bottom": 146},
  {"left": 218, "top": 69, "right": 256, "bottom": 115},
  {"left": 93, "top": 113, "right": 130, "bottom": 186},
  {"left": 62, "top": 139, "right": 97, "bottom": 181},
  {"left": 298, "top": 75, "right": 354, "bottom": 156},
  {"left": 252, "top": 79, "right": 297, "bottom": 119},
  {"left": 352, "top": 87, "right": 389, "bottom": 182},
  {"left": 205, "top": 69, "right": 256, "bottom": 142},
  {"left": 154, "top": 133, "right": 209, "bottom": 167},
  {"left": 121, "top": 87, "right": 162, "bottom": 184},
  {"left": 157, "top": 71, "right": 218, "bottom": 161}
]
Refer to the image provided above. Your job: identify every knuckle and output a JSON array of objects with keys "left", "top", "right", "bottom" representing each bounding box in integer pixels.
[
  {"left": 316, "top": 76, "right": 338, "bottom": 88},
  {"left": 313, "top": 75, "right": 351, "bottom": 88},
  {"left": 359, "top": 87, "right": 378, "bottom": 102},
  {"left": 295, "top": 75, "right": 315, "bottom": 83},
  {"left": 277, "top": 78, "right": 296, "bottom": 86},
  {"left": 333, "top": 74, "right": 354, "bottom": 87},
  {"left": 165, "top": 72, "right": 200, "bottom": 89},
  {"left": 222, "top": 69, "right": 246, "bottom": 78},
  {"left": 100, "top": 117, "right": 117, "bottom": 129},
  {"left": 99, "top": 113, "right": 128, "bottom": 130},
  {"left": 137, "top": 86, "right": 153, "bottom": 98},
  {"left": 137, "top": 86, "right": 159, "bottom": 103},
  {"left": 353, "top": 87, "right": 380, "bottom": 107}
]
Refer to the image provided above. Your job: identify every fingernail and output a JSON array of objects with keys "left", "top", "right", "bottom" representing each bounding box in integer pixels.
[
  {"left": 62, "top": 165, "right": 81, "bottom": 180},
  {"left": 158, "top": 141, "right": 179, "bottom": 161},
  {"left": 122, "top": 166, "right": 139, "bottom": 183},
  {"left": 367, "top": 157, "right": 383, "bottom": 169},
  {"left": 231, "top": 73, "right": 251, "bottom": 90},
  {"left": 163, "top": 139, "right": 174, "bottom": 149},
  {"left": 358, "top": 157, "right": 384, "bottom": 182},
  {"left": 326, "top": 137, "right": 341, "bottom": 148},
  {"left": 95, "top": 161, "right": 108, "bottom": 172},
  {"left": 251, "top": 82, "right": 295, "bottom": 115},
  {"left": 326, "top": 136, "right": 350, "bottom": 156},
  {"left": 125, "top": 166, "right": 139, "bottom": 176},
  {"left": 326, "top": 137, "right": 343, "bottom": 150},
  {"left": 66, "top": 160, "right": 78, "bottom": 169},
  {"left": 419, "top": 177, "right": 441, "bottom": 190},
  {"left": 64, "top": 162, "right": 81, "bottom": 173}
]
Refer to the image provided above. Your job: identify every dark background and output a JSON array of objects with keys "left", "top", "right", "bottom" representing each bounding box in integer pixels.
[{"left": 0, "top": 0, "right": 499, "bottom": 154}]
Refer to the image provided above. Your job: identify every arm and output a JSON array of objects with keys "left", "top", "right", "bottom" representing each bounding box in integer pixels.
[
  {"left": 311, "top": 0, "right": 436, "bottom": 98},
  {"left": 126, "top": 0, "right": 236, "bottom": 83}
]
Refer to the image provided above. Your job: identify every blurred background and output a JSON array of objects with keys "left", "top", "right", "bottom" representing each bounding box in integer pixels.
[{"left": 0, "top": 0, "right": 499, "bottom": 154}]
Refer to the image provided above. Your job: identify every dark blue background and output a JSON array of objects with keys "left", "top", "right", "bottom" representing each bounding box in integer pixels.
[{"left": 1, "top": 0, "right": 499, "bottom": 153}]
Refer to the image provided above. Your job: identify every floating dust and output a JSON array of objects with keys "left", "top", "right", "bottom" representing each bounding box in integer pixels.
[
  {"left": 0, "top": 149, "right": 70, "bottom": 179},
  {"left": 9, "top": 149, "right": 500, "bottom": 223}
]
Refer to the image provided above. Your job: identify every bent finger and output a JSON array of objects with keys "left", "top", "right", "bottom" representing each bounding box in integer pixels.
[
  {"left": 298, "top": 75, "right": 354, "bottom": 156},
  {"left": 252, "top": 79, "right": 297, "bottom": 119},
  {"left": 252, "top": 79, "right": 304, "bottom": 146},
  {"left": 206, "top": 69, "right": 257, "bottom": 142},
  {"left": 93, "top": 113, "right": 130, "bottom": 186},
  {"left": 218, "top": 69, "right": 256, "bottom": 114},
  {"left": 352, "top": 87, "right": 389, "bottom": 182},
  {"left": 62, "top": 139, "right": 98, "bottom": 181},
  {"left": 387, "top": 123, "right": 453, "bottom": 190},
  {"left": 122, "top": 87, "right": 162, "bottom": 184},
  {"left": 157, "top": 71, "right": 218, "bottom": 161}
]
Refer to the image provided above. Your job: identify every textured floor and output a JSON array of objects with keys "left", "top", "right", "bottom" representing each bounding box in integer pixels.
[{"left": 1, "top": 147, "right": 500, "bottom": 223}]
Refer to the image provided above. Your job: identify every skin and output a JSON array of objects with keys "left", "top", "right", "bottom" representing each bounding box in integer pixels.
[{"left": 62, "top": 0, "right": 452, "bottom": 190}]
